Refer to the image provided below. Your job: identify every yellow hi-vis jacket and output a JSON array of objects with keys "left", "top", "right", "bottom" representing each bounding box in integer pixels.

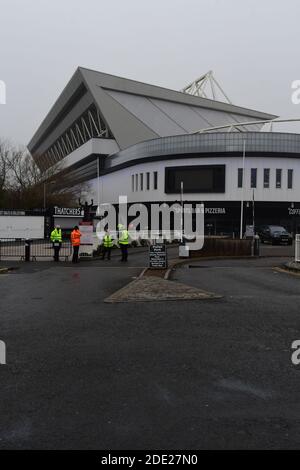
[
  {"left": 103, "top": 234, "right": 113, "bottom": 248},
  {"left": 119, "top": 229, "right": 129, "bottom": 245},
  {"left": 50, "top": 228, "right": 62, "bottom": 242}
]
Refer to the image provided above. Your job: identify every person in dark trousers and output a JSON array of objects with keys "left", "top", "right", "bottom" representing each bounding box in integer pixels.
[
  {"left": 102, "top": 228, "right": 113, "bottom": 260},
  {"left": 71, "top": 226, "right": 81, "bottom": 263},
  {"left": 118, "top": 224, "right": 129, "bottom": 262},
  {"left": 50, "top": 225, "right": 62, "bottom": 262}
]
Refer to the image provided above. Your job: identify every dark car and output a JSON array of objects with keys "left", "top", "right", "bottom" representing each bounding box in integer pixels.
[{"left": 257, "top": 225, "right": 293, "bottom": 245}]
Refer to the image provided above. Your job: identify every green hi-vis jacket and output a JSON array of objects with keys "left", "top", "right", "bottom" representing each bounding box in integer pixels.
[
  {"left": 119, "top": 229, "right": 129, "bottom": 245},
  {"left": 50, "top": 228, "right": 62, "bottom": 242},
  {"left": 103, "top": 234, "right": 113, "bottom": 248}
]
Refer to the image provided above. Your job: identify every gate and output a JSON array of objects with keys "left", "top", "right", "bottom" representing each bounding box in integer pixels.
[{"left": 0, "top": 239, "right": 72, "bottom": 261}]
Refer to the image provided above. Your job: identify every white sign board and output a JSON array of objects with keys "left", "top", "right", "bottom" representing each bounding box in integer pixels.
[
  {"left": 245, "top": 225, "right": 254, "bottom": 237},
  {"left": 79, "top": 223, "right": 94, "bottom": 257},
  {"left": 0, "top": 216, "right": 44, "bottom": 239}
]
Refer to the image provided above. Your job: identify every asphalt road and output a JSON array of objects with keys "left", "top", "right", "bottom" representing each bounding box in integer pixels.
[{"left": 0, "top": 247, "right": 300, "bottom": 449}]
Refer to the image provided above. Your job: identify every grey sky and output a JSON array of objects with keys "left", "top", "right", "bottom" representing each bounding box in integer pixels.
[{"left": 0, "top": 0, "right": 300, "bottom": 146}]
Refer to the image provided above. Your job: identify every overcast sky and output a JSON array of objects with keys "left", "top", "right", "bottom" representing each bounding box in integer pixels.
[{"left": 1, "top": 0, "right": 300, "bottom": 146}]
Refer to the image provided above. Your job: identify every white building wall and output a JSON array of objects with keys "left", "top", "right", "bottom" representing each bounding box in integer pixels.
[{"left": 87, "top": 156, "right": 300, "bottom": 205}]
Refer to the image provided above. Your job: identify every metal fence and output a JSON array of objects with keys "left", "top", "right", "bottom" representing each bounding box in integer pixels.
[
  {"left": 295, "top": 234, "right": 300, "bottom": 262},
  {"left": 0, "top": 239, "right": 25, "bottom": 260},
  {"left": 0, "top": 239, "right": 72, "bottom": 261},
  {"left": 30, "top": 239, "right": 72, "bottom": 261}
]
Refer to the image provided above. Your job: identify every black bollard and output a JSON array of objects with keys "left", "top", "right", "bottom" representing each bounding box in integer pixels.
[{"left": 25, "top": 239, "right": 31, "bottom": 262}]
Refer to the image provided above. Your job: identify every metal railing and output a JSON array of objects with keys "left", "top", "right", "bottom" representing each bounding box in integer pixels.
[
  {"left": 0, "top": 238, "right": 72, "bottom": 261},
  {"left": 31, "top": 239, "right": 72, "bottom": 261},
  {"left": 295, "top": 234, "right": 300, "bottom": 262},
  {"left": 0, "top": 239, "right": 26, "bottom": 260}
]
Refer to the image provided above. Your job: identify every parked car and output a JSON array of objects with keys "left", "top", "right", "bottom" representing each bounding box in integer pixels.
[{"left": 257, "top": 225, "right": 293, "bottom": 245}]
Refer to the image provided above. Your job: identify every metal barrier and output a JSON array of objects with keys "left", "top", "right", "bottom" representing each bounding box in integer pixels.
[
  {"left": 0, "top": 239, "right": 26, "bottom": 260},
  {"left": 0, "top": 239, "right": 72, "bottom": 261},
  {"left": 30, "top": 239, "right": 72, "bottom": 261},
  {"left": 295, "top": 234, "right": 300, "bottom": 262}
]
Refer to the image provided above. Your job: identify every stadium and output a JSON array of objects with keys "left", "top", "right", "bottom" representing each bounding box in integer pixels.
[{"left": 28, "top": 67, "right": 300, "bottom": 235}]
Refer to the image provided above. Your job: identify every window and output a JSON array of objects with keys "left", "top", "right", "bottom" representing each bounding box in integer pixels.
[
  {"left": 288, "top": 169, "right": 293, "bottom": 189},
  {"left": 251, "top": 168, "right": 257, "bottom": 188},
  {"left": 238, "top": 168, "right": 243, "bottom": 188},
  {"left": 146, "top": 172, "right": 150, "bottom": 190},
  {"left": 154, "top": 171, "right": 158, "bottom": 190},
  {"left": 140, "top": 173, "right": 143, "bottom": 191},
  {"left": 276, "top": 169, "right": 282, "bottom": 188},
  {"left": 132, "top": 175, "right": 135, "bottom": 192},
  {"left": 264, "top": 169, "right": 270, "bottom": 188},
  {"left": 135, "top": 174, "right": 138, "bottom": 191}
]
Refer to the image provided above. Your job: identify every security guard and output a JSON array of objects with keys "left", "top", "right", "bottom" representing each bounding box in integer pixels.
[
  {"left": 71, "top": 226, "right": 82, "bottom": 263},
  {"left": 118, "top": 224, "right": 129, "bottom": 262},
  {"left": 50, "top": 225, "right": 62, "bottom": 262},
  {"left": 102, "top": 227, "right": 113, "bottom": 260}
]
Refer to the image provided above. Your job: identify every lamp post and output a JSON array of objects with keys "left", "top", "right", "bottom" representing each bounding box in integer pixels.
[
  {"left": 239, "top": 140, "right": 246, "bottom": 239},
  {"left": 291, "top": 202, "right": 295, "bottom": 237},
  {"left": 180, "top": 181, "right": 184, "bottom": 243},
  {"left": 252, "top": 189, "right": 255, "bottom": 234},
  {"left": 251, "top": 189, "right": 256, "bottom": 256}
]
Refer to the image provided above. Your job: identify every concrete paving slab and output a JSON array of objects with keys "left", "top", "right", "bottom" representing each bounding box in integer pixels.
[{"left": 104, "top": 276, "right": 222, "bottom": 303}]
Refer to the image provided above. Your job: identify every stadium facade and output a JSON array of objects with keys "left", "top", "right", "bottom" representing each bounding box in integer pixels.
[{"left": 28, "top": 67, "right": 300, "bottom": 235}]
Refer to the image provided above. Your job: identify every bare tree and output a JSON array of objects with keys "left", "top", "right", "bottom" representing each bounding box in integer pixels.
[
  {"left": 0, "top": 141, "right": 84, "bottom": 210},
  {"left": 0, "top": 140, "right": 10, "bottom": 193}
]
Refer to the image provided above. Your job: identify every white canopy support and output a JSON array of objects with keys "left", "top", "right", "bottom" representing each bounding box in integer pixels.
[
  {"left": 181, "top": 70, "right": 232, "bottom": 104},
  {"left": 191, "top": 118, "right": 300, "bottom": 134}
]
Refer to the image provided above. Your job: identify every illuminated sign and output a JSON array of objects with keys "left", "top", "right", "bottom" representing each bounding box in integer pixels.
[
  {"left": 54, "top": 207, "right": 84, "bottom": 217},
  {"left": 288, "top": 207, "right": 300, "bottom": 216}
]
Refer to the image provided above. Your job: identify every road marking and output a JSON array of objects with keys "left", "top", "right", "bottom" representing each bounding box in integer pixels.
[{"left": 218, "top": 378, "right": 273, "bottom": 400}]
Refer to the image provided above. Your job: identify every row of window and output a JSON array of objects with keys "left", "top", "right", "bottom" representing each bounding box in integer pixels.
[
  {"left": 238, "top": 168, "right": 294, "bottom": 189},
  {"left": 131, "top": 167, "right": 294, "bottom": 193},
  {"left": 132, "top": 172, "right": 158, "bottom": 192}
]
